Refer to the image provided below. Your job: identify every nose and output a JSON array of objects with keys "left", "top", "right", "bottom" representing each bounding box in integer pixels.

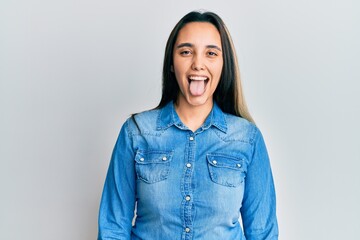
[{"left": 191, "top": 54, "right": 205, "bottom": 71}]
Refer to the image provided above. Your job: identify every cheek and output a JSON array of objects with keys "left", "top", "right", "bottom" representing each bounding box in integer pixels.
[
  {"left": 173, "top": 59, "right": 185, "bottom": 76},
  {"left": 211, "top": 62, "right": 223, "bottom": 88},
  {"left": 213, "top": 61, "right": 223, "bottom": 80},
  {"left": 173, "top": 68, "right": 186, "bottom": 90},
  {"left": 217, "top": 60, "right": 224, "bottom": 75},
  {"left": 173, "top": 65, "right": 183, "bottom": 80},
  {"left": 173, "top": 65, "right": 190, "bottom": 84}
]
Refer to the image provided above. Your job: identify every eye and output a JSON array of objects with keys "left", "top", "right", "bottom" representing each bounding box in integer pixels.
[
  {"left": 180, "top": 50, "right": 192, "bottom": 56},
  {"left": 207, "top": 51, "right": 218, "bottom": 56}
]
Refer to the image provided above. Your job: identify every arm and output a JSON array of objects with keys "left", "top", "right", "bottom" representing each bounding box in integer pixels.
[
  {"left": 98, "top": 119, "right": 136, "bottom": 240},
  {"left": 241, "top": 127, "right": 279, "bottom": 240}
]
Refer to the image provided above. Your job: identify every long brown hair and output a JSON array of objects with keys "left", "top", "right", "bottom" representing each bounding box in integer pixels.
[{"left": 156, "top": 11, "right": 254, "bottom": 123}]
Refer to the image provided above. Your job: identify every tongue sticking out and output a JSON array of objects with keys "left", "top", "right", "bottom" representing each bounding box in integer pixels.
[{"left": 189, "top": 80, "right": 206, "bottom": 96}]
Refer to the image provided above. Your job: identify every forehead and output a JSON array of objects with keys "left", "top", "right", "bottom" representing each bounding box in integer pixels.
[{"left": 176, "top": 22, "right": 221, "bottom": 45}]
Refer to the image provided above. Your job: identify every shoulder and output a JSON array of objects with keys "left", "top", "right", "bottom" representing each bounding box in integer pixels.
[
  {"left": 124, "top": 108, "right": 161, "bottom": 136},
  {"left": 222, "top": 113, "right": 260, "bottom": 145}
]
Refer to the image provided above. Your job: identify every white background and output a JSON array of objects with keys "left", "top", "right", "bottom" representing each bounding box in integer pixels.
[{"left": 1, "top": 0, "right": 359, "bottom": 239}]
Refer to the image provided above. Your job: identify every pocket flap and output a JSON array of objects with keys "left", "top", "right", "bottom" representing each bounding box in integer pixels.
[
  {"left": 135, "top": 150, "right": 173, "bottom": 164},
  {"left": 207, "top": 153, "right": 246, "bottom": 171}
]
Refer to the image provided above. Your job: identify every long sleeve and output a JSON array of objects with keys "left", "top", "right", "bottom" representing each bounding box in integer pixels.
[
  {"left": 98, "top": 120, "right": 136, "bottom": 240},
  {"left": 240, "top": 128, "right": 279, "bottom": 240}
]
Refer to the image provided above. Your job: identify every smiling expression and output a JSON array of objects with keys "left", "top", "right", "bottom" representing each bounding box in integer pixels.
[{"left": 173, "top": 22, "right": 223, "bottom": 109}]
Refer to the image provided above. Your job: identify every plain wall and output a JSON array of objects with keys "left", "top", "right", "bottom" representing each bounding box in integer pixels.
[{"left": 1, "top": 0, "right": 359, "bottom": 239}]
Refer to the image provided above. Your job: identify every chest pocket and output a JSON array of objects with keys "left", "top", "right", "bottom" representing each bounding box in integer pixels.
[
  {"left": 207, "top": 153, "right": 247, "bottom": 187},
  {"left": 134, "top": 150, "right": 173, "bottom": 183}
]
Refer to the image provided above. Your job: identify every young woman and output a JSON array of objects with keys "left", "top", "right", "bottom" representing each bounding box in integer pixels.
[{"left": 98, "top": 11, "right": 278, "bottom": 240}]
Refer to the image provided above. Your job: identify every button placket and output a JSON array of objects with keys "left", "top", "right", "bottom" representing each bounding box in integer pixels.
[{"left": 182, "top": 133, "right": 195, "bottom": 239}]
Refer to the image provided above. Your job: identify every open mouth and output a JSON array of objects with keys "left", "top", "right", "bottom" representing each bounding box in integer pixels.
[
  {"left": 187, "top": 75, "right": 209, "bottom": 84},
  {"left": 187, "top": 75, "right": 209, "bottom": 96}
]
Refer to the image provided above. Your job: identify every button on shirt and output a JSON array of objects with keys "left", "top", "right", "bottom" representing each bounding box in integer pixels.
[{"left": 98, "top": 101, "right": 278, "bottom": 240}]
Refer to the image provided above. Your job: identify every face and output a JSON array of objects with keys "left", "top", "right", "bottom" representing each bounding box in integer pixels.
[{"left": 173, "top": 22, "right": 223, "bottom": 109}]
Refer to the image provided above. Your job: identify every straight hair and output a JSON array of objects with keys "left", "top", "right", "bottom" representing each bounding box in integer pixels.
[{"left": 156, "top": 11, "right": 254, "bottom": 123}]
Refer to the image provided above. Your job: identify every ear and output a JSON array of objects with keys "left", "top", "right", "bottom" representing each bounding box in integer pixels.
[{"left": 171, "top": 65, "right": 174, "bottom": 72}]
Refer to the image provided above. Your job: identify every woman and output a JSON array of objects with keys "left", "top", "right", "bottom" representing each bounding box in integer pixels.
[{"left": 98, "top": 11, "right": 278, "bottom": 240}]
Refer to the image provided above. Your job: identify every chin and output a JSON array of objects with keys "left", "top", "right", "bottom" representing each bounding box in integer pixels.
[{"left": 186, "top": 95, "right": 212, "bottom": 107}]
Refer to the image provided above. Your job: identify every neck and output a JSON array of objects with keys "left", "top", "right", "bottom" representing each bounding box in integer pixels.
[{"left": 175, "top": 97, "right": 213, "bottom": 132}]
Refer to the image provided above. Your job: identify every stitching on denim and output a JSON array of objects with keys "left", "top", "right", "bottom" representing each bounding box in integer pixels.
[{"left": 211, "top": 128, "right": 254, "bottom": 144}]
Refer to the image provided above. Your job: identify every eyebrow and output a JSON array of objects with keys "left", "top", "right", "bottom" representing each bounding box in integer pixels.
[{"left": 176, "top": 42, "right": 222, "bottom": 52}]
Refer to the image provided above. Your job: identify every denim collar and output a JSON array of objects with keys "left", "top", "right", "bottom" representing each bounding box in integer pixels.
[{"left": 157, "top": 101, "right": 227, "bottom": 133}]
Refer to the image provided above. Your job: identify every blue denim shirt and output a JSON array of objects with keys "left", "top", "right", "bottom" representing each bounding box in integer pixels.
[{"left": 98, "top": 101, "right": 278, "bottom": 240}]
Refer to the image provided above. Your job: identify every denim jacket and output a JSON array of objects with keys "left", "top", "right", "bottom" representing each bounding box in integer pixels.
[{"left": 98, "top": 101, "right": 278, "bottom": 240}]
